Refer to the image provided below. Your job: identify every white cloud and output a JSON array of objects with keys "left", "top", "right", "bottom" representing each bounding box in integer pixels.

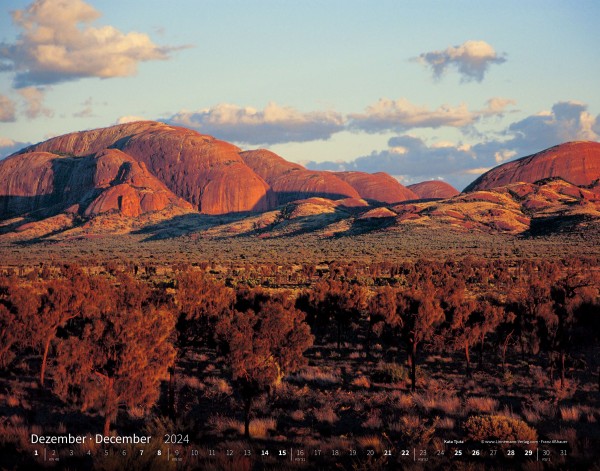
[
  {"left": 166, "top": 102, "right": 345, "bottom": 145},
  {"left": 0, "top": 0, "right": 178, "bottom": 87},
  {"left": 349, "top": 98, "right": 474, "bottom": 132},
  {"left": 482, "top": 100, "right": 600, "bottom": 157},
  {"left": 494, "top": 149, "right": 517, "bottom": 163},
  {"left": 348, "top": 97, "right": 514, "bottom": 133},
  {"left": 464, "top": 167, "right": 492, "bottom": 175},
  {"left": 0, "top": 94, "right": 17, "bottom": 122},
  {"left": 116, "top": 115, "right": 147, "bottom": 124},
  {"left": 17, "top": 86, "right": 53, "bottom": 118},
  {"left": 416, "top": 40, "right": 506, "bottom": 82},
  {"left": 480, "top": 97, "right": 517, "bottom": 116}
]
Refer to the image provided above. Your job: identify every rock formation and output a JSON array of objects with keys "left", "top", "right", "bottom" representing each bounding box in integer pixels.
[
  {"left": 407, "top": 180, "right": 459, "bottom": 199},
  {"left": 16, "top": 121, "right": 275, "bottom": 214},
  {"left": 465, "top": 141, "right": 600, "bottom": 192},
  {"left": 334, "top": 171, "right": 418, "bottom": 203},
  {"left": 240, "top": 149, "right": 360, "bottom": 204}
]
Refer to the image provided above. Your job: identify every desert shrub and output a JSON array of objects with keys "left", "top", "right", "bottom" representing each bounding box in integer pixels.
[
  {"left": 390, "top": 415, "right": 437, "bottom": 445},
  {"left": 502, "top": 370, "right": 514, "bottom": 386},
  {"left": 314, "top": 405, "right": 338, "bottom": 425},
  {"left": 372, "top": 362, "right": 407, "bottom": 383},
  {"left": 464, "top": 415, "right": 537, "bottom": 444},
  {"left": 351, "top": 375, "right": 371, "bottom": 389}
]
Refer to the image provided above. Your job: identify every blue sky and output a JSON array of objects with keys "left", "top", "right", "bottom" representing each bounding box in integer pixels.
[{"left": 1, "top": 0, "right": 599, "bottom": 190}]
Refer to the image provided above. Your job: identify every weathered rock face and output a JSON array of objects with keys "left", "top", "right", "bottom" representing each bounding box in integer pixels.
[
  {"left": 0, "top": 147, "right": 192, "bottom": 219},
  {"left": 334, "top": 171, "right": 418, "bottom": 203},
  {"left": 0, "top": 151, "right": 96, "bottom": 217},
  {"left": 17, "top": 121, "right": 275, "bottom": 214},
  {"left": 407, "top": 181, "right": 460, "bottom": 199},
  {"left": 465, "top": 141, "right": 600, "bottom": 192},
  {"left": 240, "top": 149, "right": 360, "bottom": 204},
  {"left": 83, "top": 149, "right": 193, "bottom": 217}
]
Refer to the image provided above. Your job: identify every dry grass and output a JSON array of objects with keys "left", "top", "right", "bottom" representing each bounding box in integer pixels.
[
  {"left": 394, "top": 393, "right": 414, "bottom": 410},
  {"left": 560, "top": 406, "right": 581, "bottom": 422},
  {"left": 413, "top": 391, "right": 461, "bottom": 415},
  {"left": 6, "top": 395, "right": 19, "bottom": 407},
  {"left": 437, "top": 417, "right": 455, "bottom": 430},
  {"left": 203, "top": 377, "right": 232, "bottom": 397},
  {"left": 313, "top": 405, "right": 338, "bottom": 424},
  {"left": 351, "top": 375, "right": 371, "bottom": 389},
  {"left": 248, "top": 418, "right": 277, "bottom": 438},
  {"left": 208, "top": 415, "right": 276, "bottom": 438},
  {"left": 390, "top": 414, "right": 437, "bottom": 444},
  {"left": 127, "top": 406, "right": 147, "bottom": 419},
  {"left": 522, "top": 399, "right": 554, "bottom": 424},
  {"left": 466, "top": 396, "right": 499, "bottom": 414},
  {"left": 181, "top": 375, "right": 204, "bottom": 390},
  {"left": 289, "top": 367, "right": 341, "bottom": 386},
  {"left": 361, "top": 411, "right": 382, "bottom": 429},
  {"left": 357, "top": 435, "right": 384, "bottom": 453}
]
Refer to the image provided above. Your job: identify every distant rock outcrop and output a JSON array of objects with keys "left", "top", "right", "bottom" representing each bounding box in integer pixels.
[
  {"left": 464, "top": 141, "right": 600, "bottom": 192},
  {"left": 240, "top": 149, "right": 360, "bottom": 204},
  {"left": 407, "top": 180, "right": 459, "bottom": 199},
  {"left": 4, "top": 122, "right": 599, "bottom": 241},
  {"left": 334, "top": 171, "right": 418, "bottom": 203},
  {"left": 16, "top": 121, "right": 275, "bottom": 214},
  {"left": 393, "top": 178, "right": 600, "bottom": 234}
]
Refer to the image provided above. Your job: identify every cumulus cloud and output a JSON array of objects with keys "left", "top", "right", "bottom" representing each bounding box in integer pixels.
[
  {"left": 308, "top": 100, "right": 600, "bottom": 191},
  {"left": 166, "top": 102, "right": 345, "bottom": 145},
  {"left": 349, "top": 98, "right": 474, "bottom": 132},
  {"left": 17, "top": 86, "right": 53, "bottom": 118},
  {"left": 476, "top": 100, "right": 600, "bottom": 158},
  {"left": 0, "top": 0, "right": 177, "bottom": 87},
  {"left": 348, "top": 97, "right": 515, "bottom": 133},
  {"left": 416, "top": 40, "right": 506, "bottom": 82},
  {"left": 0, "top": 95, "right": 17, "bottom": 122},
  {"left": 163, "top": 97, "right": 518, "bottom": 145}
]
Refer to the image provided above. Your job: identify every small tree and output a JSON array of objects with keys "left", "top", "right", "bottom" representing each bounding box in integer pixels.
[
  {"left": 372, "top": 283, "right": 444, "bottom": 391},
  {"left": 472, "top": 296, "right": 503, "bottom": 370},
  {"left": 53, "top": 277, "right": 176, "bottom": 435},
  {"left": 399, "top": 285, "right": 444, "bottom": 391},
  {"left": 440, "top": 281, "right": 477, "bottom": 377},
  {"left": 171, "top": 270, "right": 234, "bottom": 417},
  {"left": 299, "top": 278, "right": 367, "bottom": 350},
  {"left": 217, "top": 292, "right": 313, "bottom": 438},
  {"left": 549, "top": 273, "right": 597, "bottom": 388},
  {"left": 26, "top": 268, "right": 90, "bottom": 386},
  {"left": 0, "top": 278, "right": 38, "bottom": 369}
]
